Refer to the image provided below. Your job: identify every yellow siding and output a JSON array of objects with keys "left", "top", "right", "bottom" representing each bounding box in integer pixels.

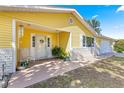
[
  {"left": 0, "top": 12, "right": 96, "bottom": 48},
  {"left": 19, "top": 27, "right": 58, "bottom": 48},
  {"left": 0, "top": 12, "right": 73, "bottom": 28},
  {"left": 96, "top": 37, "right": 101, "bottom": 48},
  {"left": 60, "top": 26, "right": 93, "bottom": 48},
  {"left": 70, "top": 15, "right": 94, "bottom": 48},
  {"left": 0, "top": 15, "right": 12, "bottom": 48},
  {"left": 59, "top": 32, "right": 70, "bottom": 51}
]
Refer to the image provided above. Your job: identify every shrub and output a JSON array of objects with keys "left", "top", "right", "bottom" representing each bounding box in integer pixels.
[
  {"left": 114, "top": 40, "right": 124, "bottom": 53},
  {"left": 52, "top": 46, "right": 68, "bottom": 59},
  {"left": 20, "top": 60, "right": 29, "bottom": 68}
]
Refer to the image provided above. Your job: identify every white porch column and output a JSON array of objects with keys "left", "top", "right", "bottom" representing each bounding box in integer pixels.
[
  {"left": 12, "top": 19, "right": 16, "bottom": 73},
  {"left": 94, "top": 36, "right": 99, "bottom": 56},
  {"left": 69, "top": 32, "right": 72, "bottom": 50},
  {"left": 57, "top": 32, "right": 60, "bottom": 47}
]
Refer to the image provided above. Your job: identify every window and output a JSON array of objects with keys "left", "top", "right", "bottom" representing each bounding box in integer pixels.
[
  {"left": 86, "top": 37, "right": 94, "bottom": 47},
  {"left": 83, "top": 36, "right": 86, "bottom": 47},
  {"left": 81, "top": 35, "right": 94, "bottom": 47},
  {"left": 47, "top": 38, "right": 50, "bottom": 47},
  {"left": 91, "top": 38, "right": 94, "bottom": 47},
  {"left": 32, "top": 36, "right": 35, "bottom": 47},
  {"left": 68, "top": 17, "right": 74, "bottom": 24}
]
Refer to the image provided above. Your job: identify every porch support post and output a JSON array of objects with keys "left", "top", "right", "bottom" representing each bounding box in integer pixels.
[
  {"left": 12, "top": 19, "right": 16, "bottom": 73},
  {"left": 94, "top": 36, "right": 98, "bottom": 56},
  {"left": 69, "top": 32, "right": 72, "bottom": 50},
  {"left": 57, "top": 32, "right": 60, "bottom": 47}
]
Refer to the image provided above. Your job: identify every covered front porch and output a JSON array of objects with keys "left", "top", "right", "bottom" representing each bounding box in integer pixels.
[{"left": 16, "top": 20, "right": 71, "bottom": 69}]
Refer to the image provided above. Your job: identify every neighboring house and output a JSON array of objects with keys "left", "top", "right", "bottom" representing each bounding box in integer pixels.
[{"left": 0, "top": 6, "right": 115, "bottom": 76}]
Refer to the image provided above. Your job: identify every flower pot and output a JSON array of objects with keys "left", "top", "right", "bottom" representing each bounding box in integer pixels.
[{"left": 17, "top": 66, "right": 26, "bottom": 70}]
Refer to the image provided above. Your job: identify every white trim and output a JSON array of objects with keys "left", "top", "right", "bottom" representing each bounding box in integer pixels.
[
  {"left": 80, "top": 34, "right": 86, "bottom": 48},
  {"left": 94, "top": 37, "right": 97, "bottom": 49},
  {"left": 12, "top": 19, "right": 16, "bottom": 73},
  {"left": 83, "top": 35, "right": 87, "bottom": 48},
  {"left": 0, "top": 6, "right": 74, "bottom": 13},
  {"left": 73, "top": 11, "right": 98, "bottom": 36},
  {"left": 80, "top": 35, "right": 96, "bottom": 48},
  {"left": 69, "top": 32, "right": 72, "bottom": 50},
  {"left": 57, "top": 33, "right": 60, "bottom": 47},
  {"left": 80, "top": 34, "right": 83, "bottom": 48},
  {"left": 94, "top": 37, "right": 98, "bottom": 56}
]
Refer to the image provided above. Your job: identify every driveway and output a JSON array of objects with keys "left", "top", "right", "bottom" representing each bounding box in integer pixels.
[{"left": 8, "top": 58, "right": 96, "bottom": 88}]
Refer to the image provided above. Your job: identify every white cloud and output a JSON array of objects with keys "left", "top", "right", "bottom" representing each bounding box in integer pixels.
[
  {"left": 92, "top": 15, "right": 99, "bottom": 18},
  {"left": 116, "top": 5, "right": 124, "bottom": 12}
]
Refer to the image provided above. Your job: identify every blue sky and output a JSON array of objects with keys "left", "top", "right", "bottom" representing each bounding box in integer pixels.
[{"left": 57, "top": 5, "right": 124, "bottom": 39}]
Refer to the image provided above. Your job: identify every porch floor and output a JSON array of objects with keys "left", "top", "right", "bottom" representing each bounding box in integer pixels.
[{"left": 8, "top": 58, "right": 97, "bottom": 88}]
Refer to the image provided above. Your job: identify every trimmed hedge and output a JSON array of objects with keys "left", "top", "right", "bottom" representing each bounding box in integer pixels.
[{"left": 52, "top": 46, "right": 68, "bottom": 59}]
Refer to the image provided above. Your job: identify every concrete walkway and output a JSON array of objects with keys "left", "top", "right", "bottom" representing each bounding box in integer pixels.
[{"left": 8, "top": 58, "right": 97, "bottom": 88}]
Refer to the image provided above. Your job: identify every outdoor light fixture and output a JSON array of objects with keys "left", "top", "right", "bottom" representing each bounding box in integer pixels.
[{"left": 19, "top": 25, "right": 24, "bottom": 38}]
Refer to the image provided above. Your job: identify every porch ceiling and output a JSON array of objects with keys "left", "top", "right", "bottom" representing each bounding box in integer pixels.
[{"left": 16, "top": 20, "right": 71, "bottom": 33}]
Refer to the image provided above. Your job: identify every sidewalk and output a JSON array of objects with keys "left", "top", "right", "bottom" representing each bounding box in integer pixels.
[{"left": 8, "top": 59, "right": 95, "bottom": 88}]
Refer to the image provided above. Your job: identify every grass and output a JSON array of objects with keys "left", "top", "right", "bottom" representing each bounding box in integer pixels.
[{"left": 27, "top": 56, "right": 124, "bottom": 88}]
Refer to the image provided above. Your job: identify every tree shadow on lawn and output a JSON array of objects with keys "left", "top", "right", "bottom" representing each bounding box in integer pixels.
[{"left": 27, "top": 58, "right": 124, "bottom": 88}]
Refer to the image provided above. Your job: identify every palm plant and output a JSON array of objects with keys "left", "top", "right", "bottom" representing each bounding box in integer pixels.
[{"left": 87, "top": 18, "right": 101, "bottom": 34}]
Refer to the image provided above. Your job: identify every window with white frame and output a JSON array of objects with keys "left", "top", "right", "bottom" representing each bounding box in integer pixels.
[
  {"left": 47, "top": 37, "right": 50, "bottom": 47},
  {"left": 81, "top": 35, "right": 94, "bottom": 47},
  {"left": 83, "top": 36, "right": 86, "bottom": 47},
  {"left": 86, "top": 36, "right": 94, "bottom": 47},
  {"left": 32, "top": 36, "right": 35, "bottom": 47}
]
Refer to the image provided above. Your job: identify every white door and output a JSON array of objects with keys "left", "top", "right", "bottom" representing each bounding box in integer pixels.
[
  {"left": 35, "top": 35, "right": 46, "bottom": 59},
  {"left": 100, "top": 40, "right": 112, "bottom": 54}
]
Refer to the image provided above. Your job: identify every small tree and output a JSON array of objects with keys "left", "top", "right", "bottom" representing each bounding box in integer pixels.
[{"left": 87, "top": 18, "right": 102, "bottom": 34}]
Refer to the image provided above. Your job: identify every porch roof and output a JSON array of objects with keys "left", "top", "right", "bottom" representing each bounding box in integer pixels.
[
  {"left": 0, "top": 5, "right": 115, "bottom": 40},
  {"left": 0, "top": 5, "right": 98, "bottom": 36}
]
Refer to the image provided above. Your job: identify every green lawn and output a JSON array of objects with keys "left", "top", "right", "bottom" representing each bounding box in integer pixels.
[{"left": 27, "top": 56, "right": 124, "bottom": 88}]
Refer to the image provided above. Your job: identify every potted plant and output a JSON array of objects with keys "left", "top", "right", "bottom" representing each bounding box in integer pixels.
[
  {"left": 63, "top": 53, "right": 71, "bottom": 61},
  {"left": 18, "top": 59, "right": 29, "bottom": 70}
]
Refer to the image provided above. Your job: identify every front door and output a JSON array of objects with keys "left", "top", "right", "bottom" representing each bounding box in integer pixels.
[
  {"left": 36, "top": 35, "right": 46, "bottom": 59},
  {"left": 31, "top": 34, "right": 52, "bottom": 60}
]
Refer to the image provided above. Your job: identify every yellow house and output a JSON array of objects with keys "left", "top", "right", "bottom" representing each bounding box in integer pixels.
[{"left": 0, "top": 6, "right": 115, "bottom": 75}]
